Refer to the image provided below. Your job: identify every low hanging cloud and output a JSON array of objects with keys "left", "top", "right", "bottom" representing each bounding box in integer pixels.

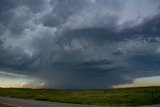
[{"left": 0, "top": 0, "right": 160, "bottom": 89}]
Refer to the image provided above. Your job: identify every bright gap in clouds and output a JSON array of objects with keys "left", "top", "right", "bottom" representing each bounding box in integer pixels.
[
  {"left": 113, "top": 76, "right": 160, "bottom": 88},
  {"left": 0, "top": 71, "right": 46, "bottom": 88}
]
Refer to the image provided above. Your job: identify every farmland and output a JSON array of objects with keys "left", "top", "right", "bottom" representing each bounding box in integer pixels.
[{"left": 0, "top": 87, "right": 160, "bottom": 106}]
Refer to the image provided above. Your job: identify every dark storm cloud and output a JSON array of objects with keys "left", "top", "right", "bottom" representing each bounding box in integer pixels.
[
  {"left": 0, "top": 0, "right": 160, "bottom": 89},
  {"left": 42, "top": 0, "right": 91, "bottom": 27},
  {"left": 0, "top": 39, "right": 29, "bottom": 71},
  {"left": 35, "top": 59, "right": 128, "bottom": 89},
  {"left": 58, "top": 14, "right": 160, "bottom": 47},
  {"left": 0, "top": 0, "right": 49, "bottom": 36},
  {"left": 23, "top": 0, "right": 49, "bottom": 13},
  {"left": 120, "top": 15, "right": 160, "bottom": 39},
  {"left": 0, "top": 0, "right": 19, "bottom": 13}
]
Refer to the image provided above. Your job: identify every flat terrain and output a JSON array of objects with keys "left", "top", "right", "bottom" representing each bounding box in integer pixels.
[
  {"left": 0, "top": 87, "right": 160, "bottom": 106},
  {"left": 0, "top": 97, "right": 160, "bottom": 107},
  {"left": 0, "top": 97, "right": 109, "bottom": 107}
]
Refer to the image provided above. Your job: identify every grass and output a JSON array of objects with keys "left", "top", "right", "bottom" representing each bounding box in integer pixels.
[{"left": 0, "top": 86, "right": 160, "bottom": 106}]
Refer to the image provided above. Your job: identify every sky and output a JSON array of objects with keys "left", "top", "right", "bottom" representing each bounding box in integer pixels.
[{"left": 0, "top": 0, "right": 160, "bottom": 89}]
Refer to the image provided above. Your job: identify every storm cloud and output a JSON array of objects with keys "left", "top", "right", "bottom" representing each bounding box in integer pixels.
[{"left": 0, "top": 0, "right": 160, "bottom": 89}]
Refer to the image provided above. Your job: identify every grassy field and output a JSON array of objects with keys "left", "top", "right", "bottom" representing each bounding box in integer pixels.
[{"left": 0, "top": 87, "right": 160, "bottom": 106}]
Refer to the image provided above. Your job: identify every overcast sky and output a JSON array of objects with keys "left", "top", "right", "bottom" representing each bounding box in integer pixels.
[{"left": 0, "top": 0, "right": 160, "bottom": 89}]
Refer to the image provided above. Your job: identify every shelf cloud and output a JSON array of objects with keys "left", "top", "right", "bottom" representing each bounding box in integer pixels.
[{"left": 0, "top": 0, "right": 160, "bottom": 89}]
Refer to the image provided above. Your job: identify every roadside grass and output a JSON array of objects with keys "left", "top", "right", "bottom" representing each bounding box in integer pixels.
[{"left": 0, "top": 86, "right": 160, "bottom": 106}]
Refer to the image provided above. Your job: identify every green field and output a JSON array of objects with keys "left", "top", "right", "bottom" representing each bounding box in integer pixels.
[{"left": 0, "top": 87, "right": 160, "bottom": 106}]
